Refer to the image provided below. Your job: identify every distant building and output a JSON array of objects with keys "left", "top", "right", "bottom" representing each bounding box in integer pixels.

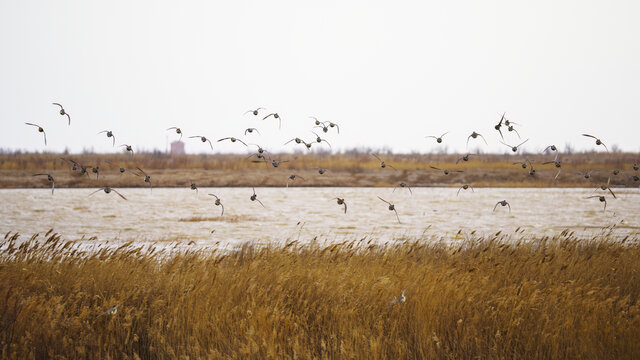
[{"left": 170, "top": 141, "right": 185, "bottom": 154}]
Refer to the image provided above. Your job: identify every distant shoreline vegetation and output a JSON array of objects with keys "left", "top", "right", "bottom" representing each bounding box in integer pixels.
[{"left": 1, "top": 151, "right": 638, "bottom": 188}]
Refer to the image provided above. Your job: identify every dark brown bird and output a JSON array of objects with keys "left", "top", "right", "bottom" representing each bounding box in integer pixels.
[
  {"left": 493, "top": 200, "right": 511, "bottom": 213},
  {"left": 494, "top": 113, "right": 505, "bottom": 140},
  {"left": 372, "top": 154, "right": 397, "bottom": 170},
  {"left": 52, "top": 103, "right": 70, "bottom": 125},
  {"left": 25, "top": 123, "right": 47, "bottom": 145},
  {"left": 378, "top": 197, "right": 400, "bottom": 224},
  {"left": 166, "top": 127, "right": 183, "bottom": 141},
  {"left": 500, "top": 139, "right": 529, "bottom": 153},
  {"left": 456, "top": 154, "right": 475, "bottom": 164},
  {"left": 586, "top": 195, "right": 607, "bottom": 212},
  {"left": 430, "top": 166, "right": 463, "bottom": 175},
  {"left": 136, "top": 167, "right": 152, "bottom": 192},
  {"left": 393, "top": 182, "right": 412, "bottom": 195},
  {"left": 263, "top": 113, "right": 282, "bottom": 129},
  {"left": 286, "top": 174, "right": 305, "bottom": 188},
  {"left": 89, "top": 187, "right": 127, "bottom": 200},
  {"left": 457, "top": 184, "right": 474, "bottom": 196},
  {"left": 250, "top": 187, "right": 265, "bottom": 207},
  {"left": 244, "top": 128, "right": 260, "bottom": 135},
  {"left": 120, "top": 144, "right": 134, "bottom": 155},
  {"left": 97, "top": 130, "right": 116, "bottom": 147},
  {"left": 33, "top": 173, "right": 55, "bottom": 194},
  {"left": 311, "top": 132, "right": 332, "bottom": 148},
  {"left": 466, "top": 131, "right": 487, "bottom": 147},
  {"left": 218, "top": 137, "right": 248, "bottom": 146},
  {"left": 244, "top": 107, "right": 265, "bottom": 116},
  {"left": 208, "top": 194, "right": 224, "bottom": 216},
  {"left": 333, "top": 197, "right": 347, "bottom": 213},
  {"left": 582, "top": 134, "right": 608, "bottom": 152},
  {"left": 188, "top": 136, "right": 213, "bottom": 150},
  {"left": 425, "top": 132, "right": 449, "bottom": 144}
]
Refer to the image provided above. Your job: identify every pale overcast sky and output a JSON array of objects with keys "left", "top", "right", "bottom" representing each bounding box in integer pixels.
[{"left": 1, "top": 0, "right": 639, "bottom": 154}]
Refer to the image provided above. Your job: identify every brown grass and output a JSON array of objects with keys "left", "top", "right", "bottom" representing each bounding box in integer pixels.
[
  {"left": 1, "top": 229, "right": 639, "bottom": 359},
  {"left": 1, "top": 151, "right": 639, "bottom": 188}
]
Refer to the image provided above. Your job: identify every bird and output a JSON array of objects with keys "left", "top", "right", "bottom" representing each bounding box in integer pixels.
[
  {"left": 371, "top": 154, "right": 397, "bottom": 170},
  {"left": 309, "top": 116, "right": 322, "bottom": 125},
  {"left": 577, "top": 170, "right": 599, "bottom": 179},
  {"left": 106, "top": 161, "right": 126, "bottom": 174},
  {"left": 388, "top": 286, "right": 412, "bottom": 309},
  {"left": 33, "top": 173, "right": 55, "bottom": 195},
  {"left": 314, "top": 167, "right": 328, "bottom": 175},
  {"left": 91, "top": 166, "right": 100, "bottom": 180},
  {"left": 263, "top": 113, "right": 282, "bottom": 129},
  {"left": 25, "top": 123, "right": 47, "bottom": 145},
  {"left": 68, "top": 160, "right": 89, "bottom": 177},
  {"left": 512, "top": 159, "right": 533, "bottom": 169},
  {"left": 189, "top": 181, "right": 198, "bottom": 196},
  {"left": 136, "top": 167, "right": 152, "bottom": 192},
  {"left": 52, "top": 103, "right": 71, "bottom": 125},
  {"left": 507, "top": 124, "right": 521, "bottom": 138},
  {"left": 311, "top": 132, "right": 332, "bottom": 148},
  {"left": 611, "top": 169, "right": 620, "bottom": 176},
  {"left": 249, "top": 144, "right": 267, "bottom": 155},
  {"left": 582, "top": 134, "right": 608, "bottom": 152},
  {"left": 425, "top": 132, "right": 449, "bottom": 144},
  {"left": 493, "top": 200, "right": 511, "bottom": 213},
  {"left": 494, "top": 113, "right": 505, "bottom": 140},
  {"left": 326, "top": 121, "right": 340, "bottom": 133},
  {"left": 633, "top": 161, "right": 639, "bottom": 171},
  {"left": 430, "top": 166, "right": 463, "bottom": 175},
  {"left": 166, "top": 127, "right": 183, "bottom": 141},
  {"left": 378, "top": 196, "right": 400, "bottom": 224},
  {"left": 543, "top": 154, "right": 562, "bottom": 180},
  {"left": 250, "top": 187, "right": 265, "bottom": 207},
  {"left": 254, "top": 157, "right": 289, "bottom": 168},
  {"left": 208, "top": 194, "right": 224, "bottom": 216},
  {"left": 455, "top": 154, "right": 475, "bottom": 164},
  {"left": 466, "top": 131, "right": 488, "bottom": 147},
  {"left": 120, "top": 144, "right": 134, "bottom": 155},
  {"left": 188, "top": 136, "right": 213, "bottom": 150},
  {"left": 97, "top": 130, "right": 116, "bottom": 147},
  {"left": 218, "top": 137, "right": 248, "bottom": 146},
  {"left": 393, "top": 182, "right": 413, "bottom": 195},
  {"left": 283, "top": 138, "right": 308, "bottom": 150},
  {"left": 286, "top": 174, "right": 305, "bottom": 188},
  {"left": 89, "top": 187, "right": 127, "bottom": 200},
  {"left": 595, "top": 181, "right": 617, "bottom": 199},
  {"left": 457, "top": 184, "right": 474, "bottom": 196},
  {"left": 244, "top": 107, "right": 265, "bottom": 116},
  {"left": 244, "top": 128, "right": 260, "bottom": 135},
  {"left": 543, "top": 145, "right": 558, "bottom": 154},
  {"left": 500, "top": 139, "right": 529, "bottom": 153},
  {"left": 95, "top": 303, "right": 121, "bottom": 320},
  {"left": 333, "top": 197, "right": 347, "bottom": 213},
  {"left": 586, "top": 195, "right": 607, "bottom": 212}
]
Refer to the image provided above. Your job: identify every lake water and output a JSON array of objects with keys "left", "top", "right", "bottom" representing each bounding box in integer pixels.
[{"left": 1, "top": 187, "right": 639, "bottom": 247}]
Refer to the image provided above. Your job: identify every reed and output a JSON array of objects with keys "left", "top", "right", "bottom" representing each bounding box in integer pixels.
[{"left": 1, "top": 229, "right": 639, "bottom": 359}]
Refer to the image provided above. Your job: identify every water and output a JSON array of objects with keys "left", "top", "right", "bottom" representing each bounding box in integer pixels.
[{"left": 1, "top": 187, "right": 639, "bottom": 247}]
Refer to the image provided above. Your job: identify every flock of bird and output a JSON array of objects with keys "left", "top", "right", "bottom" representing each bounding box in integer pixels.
[{"left": 25, "top": 106, "right": 640, "bottom": 223}]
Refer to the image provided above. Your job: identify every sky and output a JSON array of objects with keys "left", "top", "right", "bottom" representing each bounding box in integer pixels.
[{"left": 1, "top": 0, "right": 639, "bottom": 155}]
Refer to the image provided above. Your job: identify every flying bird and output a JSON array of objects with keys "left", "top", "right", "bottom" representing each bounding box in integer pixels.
[
  {"left": 244, "top": 128, "right": 260, "bottom": 135},
  {"left": 97, "top": 130, "right": 116, "bottom": 147},
  {"left": 136, "top": 167, "right": 152, "bottom": 192},
  {"left": 89, "top": 187, "right": 127, "bottom": 200},
  {"left": 333, "top": 197, "right": 347, "bottom": 213},
  {"left": 430, "top": 166, "right": 463, "bottom": 175},
  {"left": 311, "top": 132, "right": 332, "bottom": 148},
  {"left": 286, "top": 174, "right": 305, "bottom": 188},
  {"left": 208, "top": 194, "right": 224, "bottom": 216},
  {"left": 250, "top": 187, "right": 265, "bottom": 207},
  {"left": 378, "top": 196, "right": 400, "bottom": 224},
  {"left": 388, "top": 286, "right": 412, "bottom": 309},
  {"left": 493, "top": 200, "right": 511, "bottom": 213},
  {"left": 500, "top": 139, "right": 529, "bottom": 153},
  {"left": 218, "top": 137, "right": 248, "bottom": 146},
  {"left": 586, "top": 195, "right": 607, "bottom": 212},
  {"left": 372, "top": 154, "right": 397, "bottom": 170},
  {"left": 166, "top": 127, "right": 183, "bottom": 141},
  {"left": 188, "top": 136, "right": 213, "bottom": 150},
  {"left": 455, "top": 154, "right": 475, "bottom": 164},
  {"left": 494, "top": 113, "right": 505, "bottom": 140},
  {"left": 189, "top": 181, "right": 198, "bottom": 196},
  {"left": 466, "top": 131, "right": 488, "bottom": 147},
  {"left": 25, "top": 123, "right": 47, "bottom": 145},
  {"left": 425, "top": 132, "right": 449, "bottom": 144},
  {"left": 263, "top": 113, "right": 282, "bottom": 129},
  {"left": 457, "top": 184, "right": 474, "bottom": 196},
  {"left": 33, "top": 173, "right": 55, "bottom": 195},
  {"left": 393, "top": 182, "right": 413, "bottom": 195},
  {"left": 120, "top": 144, "right": 134, "bottom": 155},
  {"left": 52, "top": 103, "right": 71, "bottom": 125},
  {"left": 582, "top": 134, "right": 608, "bottom": 152},
  {"left": 244, "top": 107, "right": 265, "bottom": 116}
]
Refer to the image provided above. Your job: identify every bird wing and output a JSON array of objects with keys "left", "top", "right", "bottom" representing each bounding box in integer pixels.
[
  {"left": 65, "top": 113, "right": 70, "bottom": 125},
  {"left": 262, "top": 113, "right": 274, "bottom": 120},
  {"left": 582, "top": 134, "right": 597, "bottom": 139},
  {"left": 89, "top": 188, "right": 105, "bottom": 197},
  {"left": 43, "top": 131, "right": 47, "bottom": 145},
  {"left": 377, "top": 196, "right": 390, "bottom": 204},
  {"left": 206, "top": 139, "right": 213, "bottom": 150},
  {"left": 25, "top": 122, "right": 39, "bottom": 127},
  {"left": 343, "top": 202, "right": 347, "bottom": 214},
  {"left": 52, "top": 103, "right": 63, "bottom": 109},
  {"left": 478, "top": 134, "right": 488, "bottom": 145},
  {"left": 218, "top": 137, "right": 231, "bottom": 142},
  {"left": 457, "top": 187, "right": 463, "bottom": 196},
  {"left": 220, "top": 204, "right": 224, "bottom": 216},
  {"left": 112, "top": 189, "right": 128, "bottom": 200},
  {"left": 429, "top": 166, "right": 442, "bottom": 171},
  {"left": 394, "top": 209, "right": 401, "bottom": 224},
  {"left": 517, "top": 139, "right": 529, "bottom": 148},
  {"left": 493, "top": 202, "right": 499, "bottom": 212},
  {"left": 601, "top": 142, "right": 609, "bottom": 152},
  {"left": 440, "top": 132, "right": 449, "bottom": 138}
]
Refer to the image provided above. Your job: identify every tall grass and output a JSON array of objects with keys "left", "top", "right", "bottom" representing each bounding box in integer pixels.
[{"left": 1, "top": 230, "right": 639, "bottom": 359}]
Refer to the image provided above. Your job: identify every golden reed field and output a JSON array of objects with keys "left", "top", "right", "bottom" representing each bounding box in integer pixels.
[
  {"left": 1, "top": 230, "right": 639, "bottom": 359},
  {"left": 1, "top": 151, "right": 639, "bottom": 188}
]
